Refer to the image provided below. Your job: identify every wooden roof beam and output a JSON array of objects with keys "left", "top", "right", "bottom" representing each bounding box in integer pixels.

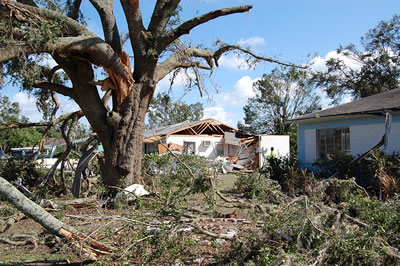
[{"left": 199, "top": 123, "right": 212, "bottom": 134}]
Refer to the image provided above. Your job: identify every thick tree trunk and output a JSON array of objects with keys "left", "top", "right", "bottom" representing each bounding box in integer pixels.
[{"left": 97, "top": 81, "right": 154, "bottom": 188}]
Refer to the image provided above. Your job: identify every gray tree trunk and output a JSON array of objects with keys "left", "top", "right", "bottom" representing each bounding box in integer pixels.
[{"left": 0, "top": 176, "right": 76, "bottom": 237}]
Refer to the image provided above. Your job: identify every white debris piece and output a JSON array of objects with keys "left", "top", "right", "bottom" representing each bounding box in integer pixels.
[
  {"left": 123, "top": 184, "right": 150, "bottom": 197},
  {"left": 40, "top": 199, "right": 58, "bottom": 209},
  {"left": 220, "top": 228, "right": 237, "bottom": 239}
]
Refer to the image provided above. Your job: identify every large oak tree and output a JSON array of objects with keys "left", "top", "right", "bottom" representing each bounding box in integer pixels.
[{"left": 0, "top": 0, "right": 290, "bottom": 187}]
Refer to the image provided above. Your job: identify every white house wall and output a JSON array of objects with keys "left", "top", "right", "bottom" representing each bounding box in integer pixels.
[
  {"left": 166, "top": 135, "right": 224, "bottom": 159},
  {"left": 304, "top": 129, "right": 317, "bottom": 163},
  {"left": 258, "top": 135, "right": 290, "bottom": 167},
  {"left": 352, "top": 121, "right": 400, "bottom": 155}
]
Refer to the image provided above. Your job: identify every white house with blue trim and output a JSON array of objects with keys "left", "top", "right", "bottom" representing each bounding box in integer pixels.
[{"left": 288, "top": 88, "right": 400, "bottom": 168}]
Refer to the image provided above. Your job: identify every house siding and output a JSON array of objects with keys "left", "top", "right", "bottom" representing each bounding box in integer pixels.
[
  {"left": 258, "top": 135, "right": 290, "bottom": 167},
  {"left": 166, "top": 135, "right": 225, "bottom": 159},
  {"left": 297, "top": 113, "right": 400, "bottom": 167}
]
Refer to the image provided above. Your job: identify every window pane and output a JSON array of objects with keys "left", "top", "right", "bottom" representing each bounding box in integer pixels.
[
  {"left": 326, "top": 129, "right": 334, "bottom": 158},
  {"left": 318, "top": 130, "right": 327, "bottom": 159},
  {"left": 334, "top": 128, "right": 342, "bottom": 156},
  {"left": 183, "top": 142, "right": 196, "bottom": 154},
  {"left": 343, "top": 128, "right": 350, "bottom": 154},
  {"left": 317, "top": 127, "right": 350, "bottom": 159}
]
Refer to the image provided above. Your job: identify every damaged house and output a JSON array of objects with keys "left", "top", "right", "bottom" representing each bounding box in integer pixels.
[
  {"left": 289, "top": 88, "right": 400, "bottom": 168},
  {"left": 143, "top": 118, "right": 289, "bottom": 169}
]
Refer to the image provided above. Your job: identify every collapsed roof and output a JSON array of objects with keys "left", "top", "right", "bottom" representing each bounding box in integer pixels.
[{"left": 143, "top": 118, "right": 240, "bottom": 142}]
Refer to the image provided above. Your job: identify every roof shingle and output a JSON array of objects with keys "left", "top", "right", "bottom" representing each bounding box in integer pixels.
[{"left": 289, "top": 88, "right": 400, "bottom": 122}]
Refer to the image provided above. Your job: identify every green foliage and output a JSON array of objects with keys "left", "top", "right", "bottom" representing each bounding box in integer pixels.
[
  {"left": 142, "top": 153, "right": 212, "bottom": 209},
  {"left": 0, "top": 10, "right": 68, "bottom": 120},
  {"left": 367, "top": 151, "right": 400, "bottom": 199},
  {"left": 122, "top": 227, "right": 199, "bottom": 264},
  {"left": 146, "top": 92, "right": 204, "bottom": 129},
  {"left": 0, "top": 158, "right": 46, "bottom": 188},
  {"left": 0, "top": 95, "right": 42, "bottom": 151},
  {"left": 238, "top": 66, "right": 322, "bottom": 136},
  {"left": 0, "top": 206, "right": 17, "bottom": 217},
  {"left": 313, "top": 151, "right": 400, "bottom": 199},
  {"left": 234, "top": 172, "right": 283, "bottom": 202},
  {"left": 312, "top": 14, "right": 400, "bottom": 103},
  {"left": 219, "top": 187, "right": 400, "bottom": 265},
  {"left": 261, "top": 155, "right": 305, "bottom": 191},
  {"left": 348, "top": 196, "right": 400, "bottom": 248},
  {"left": 313, "top": 154, "right": 356, "bottom": 179}
]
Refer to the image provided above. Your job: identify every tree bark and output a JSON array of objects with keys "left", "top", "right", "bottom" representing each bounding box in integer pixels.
[
  {"left": 0, "top": 176, "right": 112, "bottom": 258},
  {"left": 0, "top": 176, "right": 76, "bottom": 237},
  {"left": 99, "top": 81, "right": 154, "bottom": 187}
]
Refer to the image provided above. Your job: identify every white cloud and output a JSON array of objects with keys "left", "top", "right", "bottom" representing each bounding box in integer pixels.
[
  {"left": 237, "top": 36, "right": 266, "bottom": 48},
  {"left": 218, "top": 37, "right": 266, "bottom": 70},
  {"left": 218, "top": 54, "right": 249, "bottom": 70},
  {"left": 202, "top": 106, "right": 234, "bottom": 125},
  {"left": 37, "top": 54, "right": 57, "bottom": 68},
  {"left": 215, "top": 75, "right": 258, "bottom": 106},
  {"left": 12, "top": 92, "right": 42, "bottom": 122},
  {"left": 59, "top": 97, "right": 80, "bottom": 115},
  {"left": 202, "top": 76, "right": 260, "bottom": 127},
  {"left": 310, "top": 50, "right": 362, "bottom": 72},
  {"left": 155, "top": 70, "right": 195, "bottom": 94},
  {"left": 11, "top": 92, "right": 82, "bottom": 122}
]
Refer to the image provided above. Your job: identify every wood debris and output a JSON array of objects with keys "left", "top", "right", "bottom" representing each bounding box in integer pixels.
[{"left": 90, "top": 51, "right": 134, "bottom": 109}]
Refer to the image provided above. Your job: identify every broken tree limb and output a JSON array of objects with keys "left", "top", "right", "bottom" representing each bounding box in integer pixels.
[
  {"left": 0, "top": 176, "right": 76, "bottom": 237},
  {"left": 216, "top": 190, "right": 244, "bottom": 204},
  {"left": 0, "top": 176, "right": 112, "bottom": 258}
]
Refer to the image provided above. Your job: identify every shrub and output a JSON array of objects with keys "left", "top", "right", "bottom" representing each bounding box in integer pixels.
[
  {"left": 141, "top": 153, "right": 213, "bottom": 209},
  {"left": 0, "top": 158, "right": 46, "bottom": 188},
  {"left": 234, "top": 172, "right": 283, "bottom": 203},
  {"left": 313, "top": 154, "right": 357, "bottom": 179}
]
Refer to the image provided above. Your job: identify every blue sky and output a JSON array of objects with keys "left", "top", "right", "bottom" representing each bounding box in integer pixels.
[{"left": 3, "top": 0, "right": 400, "bottom": 127}]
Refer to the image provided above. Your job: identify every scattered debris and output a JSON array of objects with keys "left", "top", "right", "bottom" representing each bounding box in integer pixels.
[
  {"left": 123, "top": 184, "right": 150, "bottom": 197},
  {"left": 39, "top": 199, "right": 58, "bottom": 210}
]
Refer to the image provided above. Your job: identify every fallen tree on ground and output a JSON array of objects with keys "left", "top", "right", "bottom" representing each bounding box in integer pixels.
[{"left": 0, "top": 176, "right": 111, "bottom": 259}]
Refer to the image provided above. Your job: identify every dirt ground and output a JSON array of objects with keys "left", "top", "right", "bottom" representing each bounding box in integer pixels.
[{"left": 0, "top": 174, "right": 261, "bottom": 265}]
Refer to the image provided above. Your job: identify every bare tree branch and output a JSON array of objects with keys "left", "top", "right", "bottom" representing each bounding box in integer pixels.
[
  {"left": 33, "top": 81, "right": 74, "bottom": 98},
  {"left": 1, "top": 36, "right": 127, "bottom": 79},
  {"left": 89, "top": 0, "right": 121, "bottom": 53},
  {"left": 34, "top": 90, "right": 61, "bottom": 160},
  {"left": 148, "top": 0, "right": 181, "bottom": 34},
  {"left": 66, "top": 0, "right": 82, "bottom": 20},
  {"left": 16, "top": 0, "right": 37, "bottom": 7},
  {"left": 41, "top": 111, "right": 83, "bottom": 186},
  {"left": 212, "top": 44, "right": 305, "bottom": 68},
  {"left": 159, "top": 5, "right": 252, "bottom": 51},
  {"left": 155, "top": 51, "right": 211, "bottom": 82},
  {"left": 155, "top": 45, "right": 301, "bottom": 82},
  {"left": 120, "top": 0, "right": 147, "bottom": 76},
  {"left": 0, "top": 122, "right": 49, "bottom": 130}
]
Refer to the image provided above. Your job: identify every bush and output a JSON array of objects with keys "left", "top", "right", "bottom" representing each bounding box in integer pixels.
[
  {"left": 313, "top": 152, "right": 400, "bottom": 199},
  {"left": 234, "top": 172, "right": 283, "bottom": 203},
  {"left": 260, "top": 155, "right": 317, "bottom": 194},
  {"left": 0, "top": 158, "right": 46, "bottom": 188},
  {"left": 141, "top": 153, "right": 213, "bottom": 209},
  {"left": 313, "top": 154, "right": 357, "bottom": 179}
]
